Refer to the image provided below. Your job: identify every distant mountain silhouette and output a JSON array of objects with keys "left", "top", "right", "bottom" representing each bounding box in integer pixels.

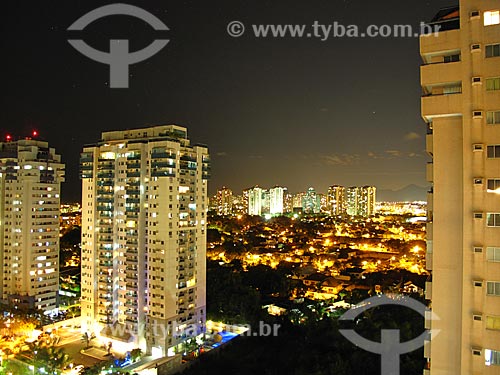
[{"left": 377, "top": 184, "right": 428, "bottom": 202}]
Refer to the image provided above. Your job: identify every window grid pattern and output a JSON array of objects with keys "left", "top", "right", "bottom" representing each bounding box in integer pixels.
[
  {"left": 487, "top": 281, "right": 500, "bottom": 296},
  {"left": 487, "top": 145, "right": 500, "bottom": 158},
  {"left": 487, "top": 247, "right": 500, "bottom": 261},
  {"left": 486, "top": 77, "right": 500, "bottom": 91},
  {"left": 486, "top": 44, "right": 500, "bottom": 58},
  {"left": 486, "top": 316, "right": 500, "bottom": 330},
  {"left": 487, "top": 111, "right": 500, "bottom": 125}
]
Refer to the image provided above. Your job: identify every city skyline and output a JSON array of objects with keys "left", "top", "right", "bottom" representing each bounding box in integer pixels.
[{"left": 2, "top": 0, "right": 454, "bottom": 202}]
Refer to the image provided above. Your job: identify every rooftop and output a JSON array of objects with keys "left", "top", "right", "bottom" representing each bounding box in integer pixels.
[{"left": 426, "top": 5, "right": 460, "bottom": 32}]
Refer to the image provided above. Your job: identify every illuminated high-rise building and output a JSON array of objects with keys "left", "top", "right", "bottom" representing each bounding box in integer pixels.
[
  {"left": 346, "top": 187, "right": 358, "bottom": 216},
  {"left": 303, "top": 187, "right": 320, "bottom": 214},
  {"left": 292, "top": 192, "right": 305, "bottom": 212},
  {"left": 0, "top": 138, "right": 64, "bottom": 312},
  {"left": 261, "top": 189, "right": 270, "bottom": 214},
  {"left": 247, "top": 186, "right": 263, "bottom": 216},
  {"left": 359, "top": 186, "right": 376, "bottom": 217},
  {"left": 215, "top": 186, "right": 232, "bottom": 216},
  {"left": 269, "top": 186, "right": 285, "bottom": 215},
  {"left": 283, "top": 189, "right": 293, "bottom": 213},
  {"left": 231, "top": 194, "right": 246, "bottom": 216},
  {"left": 80, "top": 125, "right": 209, "bottom": 356},
  {"left": 421, "top": 3, "right": 500, "bottom": 372},
  {"left": 346, "top": 186, "right": 376, "bottom": 217},
  {"left": 327, "top": 185, "right": 346, "bottom": 216},
  {"left": 319, "top": 193, "right": 328, "bottom": 213},
  {"left": 242, "top": 189, "right": 250, "bottom": 215}
]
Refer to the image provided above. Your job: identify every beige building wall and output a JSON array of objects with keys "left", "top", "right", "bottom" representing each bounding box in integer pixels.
[{"left": 421, "top": 1, "right": 500, "bottom": 373}]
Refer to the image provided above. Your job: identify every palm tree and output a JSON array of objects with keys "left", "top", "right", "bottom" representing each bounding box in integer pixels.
[
  {"left": 81, "top": 332, "right": 95, "bottom": 348},
  {"left": 33, "top": 345, "right": 70, "bottom": 375}
]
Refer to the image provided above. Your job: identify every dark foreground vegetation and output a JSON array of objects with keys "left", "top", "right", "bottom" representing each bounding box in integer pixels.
[{"left": 181, "top": 260, "right": 426, "bottom": 375}]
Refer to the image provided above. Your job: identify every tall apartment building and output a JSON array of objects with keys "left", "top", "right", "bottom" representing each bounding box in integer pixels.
[
  {"left": 261, "top": 189, "right": 270, "bottom": 214},
  {"left": 292, "top": 192, "right": 305, "bottom": 212},
  {"left": 421, "top": 2, "right": 500, "bottom": 373},
  {"left": 327, "top": 185, "right": 346, "bottom": 216},
  {"left": 247, "top": 186, "right": 263, "bottom": 216},
  {"left": 241, "top": 189, "right": 249, "bottom": 215},
  {"left": 283, "top": 189, "right": 293, "bottom": 214},
  {"left": 346, "top": 186, "right": 376, "bottom": 217},
  {"left": 303, "top": 187, "right": 320, "bottom": 214},
  {"left": 215, "top": 186, "right": 232, "bottom": 216},
  {"left": 0, "top": 138, "right": 64, "bottom": 312},
  {"left": 269, "top": 186, "right": 285, "bottom": 215},
  {"left": 358, "top": 186, "right": 376, "bottom": 217},
  {"left": 80, "top": 125, "right": 209, "bottom": 357},
  {"left": 230, "top": 195, "right": 245, "bottom": 216}
]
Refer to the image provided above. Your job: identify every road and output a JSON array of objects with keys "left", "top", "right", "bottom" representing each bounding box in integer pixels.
[{"left": 54, "top": 327, "right": 103, "bottom": 368}]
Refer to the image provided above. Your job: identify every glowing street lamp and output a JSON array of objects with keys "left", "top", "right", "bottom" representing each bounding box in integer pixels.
[{"left": 411, "top": 245, "right": 421, "bottom": 254}]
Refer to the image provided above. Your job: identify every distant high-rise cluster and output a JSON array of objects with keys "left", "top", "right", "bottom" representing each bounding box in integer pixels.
[
  {"left": 210, "top": 184, "right": 376, "bottom": 217},
  {"left": 0, "top": 138, "right": 65, "bottom": 312}
]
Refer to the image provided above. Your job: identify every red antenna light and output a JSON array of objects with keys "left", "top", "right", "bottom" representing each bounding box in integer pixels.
[
  {"left": 6, "top": 134, "right": 12, "bottom": 141},
  {"left": 32, "top": 130, "right": 38, "bottom": 137}
]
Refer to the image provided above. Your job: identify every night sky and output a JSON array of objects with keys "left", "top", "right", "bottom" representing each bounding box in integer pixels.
[{"left": 2, "top": 0, "right": 455, "bottom": 202}]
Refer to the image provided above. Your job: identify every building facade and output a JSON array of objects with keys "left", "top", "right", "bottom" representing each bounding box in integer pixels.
[
  {"left": 269, "top": 186, "right": 285, "bottom": 215},
  {"left": 215, "top": 186, "right": 232, "bottom": 216},
  {"left": 358, "top": 186, "right": 376, "bottom": 217},
  {"left": 345, "top": 186, "right": 376, "bottom": 217},
  {"left": 303, "top": 187, "right": 320, "bottom": 214},
  {"left": 261, "top": 189, "right": 270, "bottom": 214},
  {"left": 80, "top": 125, "right": 209, "bottom": 357},
  {"left": 247, "top": 186, "right": 263, "bottom": 216},
  {"left": 327, "top": 185, "right": 346, "bottom": 216},
  {"left": 421, "top": 2, "right": 500, "bottom": 373},
  {"left": 0, "top": 139, "right": 64, "bottom": 312},
  {"left": 292, "top": 192, "right": 305, "bottom": 212},
  {"left": 283, "top": 189, "right": 293, "bottom": 214}
]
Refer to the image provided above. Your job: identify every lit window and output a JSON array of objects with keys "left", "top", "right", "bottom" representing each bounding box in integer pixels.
[
  {"left": 486, "top": 316, "right": 500, "bottom": 330},
  {"left": 484, "top": 10, "right": 500, "bottom": 26},
  {"left": 485, "top": 349, "right": 500, "bottom": 366},
  {"left": 100, "top": 152, "right": 116, "bottom": 160}
]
